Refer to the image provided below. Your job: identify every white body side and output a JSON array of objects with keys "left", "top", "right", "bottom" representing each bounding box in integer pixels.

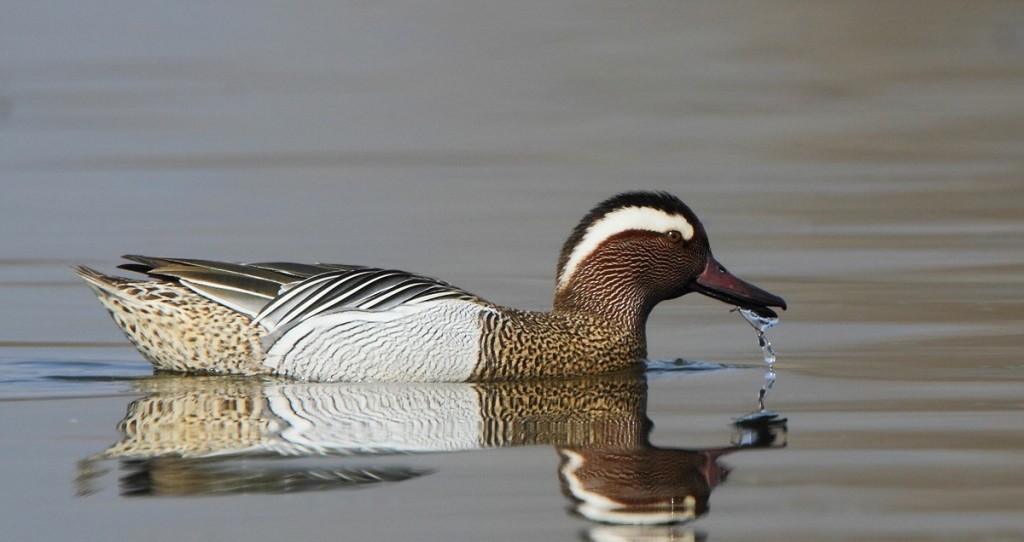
[{"left": 263, "top": 300, "right": 493, "bottom": 382}]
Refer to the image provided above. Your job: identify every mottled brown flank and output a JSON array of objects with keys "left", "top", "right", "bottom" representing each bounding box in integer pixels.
[
  {"left": 472, "top": 307, "right": 646, "bottom": 380},
  {"left": 475, "top": 371, "right": 650, "bottom": 448},
  {"left": 79, "top": 269, "right": 267, "bottom": 375}
]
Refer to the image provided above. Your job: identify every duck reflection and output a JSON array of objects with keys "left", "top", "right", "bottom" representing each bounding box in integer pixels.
[{"left": 78, "top": 369, "right": 784, "bottom": 526}]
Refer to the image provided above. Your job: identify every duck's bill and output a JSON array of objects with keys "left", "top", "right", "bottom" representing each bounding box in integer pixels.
[{"left": 692, "top": 255, "right": 787, "bottom": 317}]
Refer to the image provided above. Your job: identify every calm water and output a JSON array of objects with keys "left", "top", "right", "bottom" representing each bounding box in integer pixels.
[{"left": 2, "top": 2, "right": 1023, "bottom": 540}]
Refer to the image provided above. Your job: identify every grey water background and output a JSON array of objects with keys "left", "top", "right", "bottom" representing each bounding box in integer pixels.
[{"left": 2, "top": 2, "right": 1023, "bottom": 540}]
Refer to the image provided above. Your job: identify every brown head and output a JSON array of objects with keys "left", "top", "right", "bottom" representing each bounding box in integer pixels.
[{"left": 553, "top": 191, "right": 786, "bottom": 335}]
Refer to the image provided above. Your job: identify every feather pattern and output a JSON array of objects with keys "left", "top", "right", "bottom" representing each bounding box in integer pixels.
[
  {"left": 253, "top": 268, "right": 480, "bottom": 340},
  {"left": 119, "top": 256, "right": 481, "bottom": 341},
  {"left": 120, "top": 256, "right": 307, "bottom": 317}
]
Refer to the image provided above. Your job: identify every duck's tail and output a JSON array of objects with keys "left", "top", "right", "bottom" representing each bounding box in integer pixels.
[{"left": 74, "top": 266, "right": 267, "bottom": 375}]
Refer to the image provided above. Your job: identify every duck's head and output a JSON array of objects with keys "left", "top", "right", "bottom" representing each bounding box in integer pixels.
[{"left": 554, "top": 191, "right": 786, "bottom": 332}]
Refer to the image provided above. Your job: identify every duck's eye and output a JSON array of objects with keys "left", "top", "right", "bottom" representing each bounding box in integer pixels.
[{"left": 666, "top": 230, "right": 684, "bottom": 243}]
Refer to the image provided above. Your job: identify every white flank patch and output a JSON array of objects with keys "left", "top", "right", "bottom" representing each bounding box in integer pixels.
[
  {"left": 263, "top": 300, "right": 489, "bottom": 382},
  {"left": 557, "top": 206, "right": 695, "bottom": 290}
]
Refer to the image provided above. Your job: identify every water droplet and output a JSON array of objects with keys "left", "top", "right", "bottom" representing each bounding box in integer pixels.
[
  {"left": 737, "top": 307, "right": 778, "bottom": 366},
  {"left": 757, "top": 367, "right": 776, "bottom": 411}
]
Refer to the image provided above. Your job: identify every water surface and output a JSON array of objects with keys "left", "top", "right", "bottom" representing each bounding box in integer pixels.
[{"left": 2, "top": 2, "right": 1023, "bottom": 541}]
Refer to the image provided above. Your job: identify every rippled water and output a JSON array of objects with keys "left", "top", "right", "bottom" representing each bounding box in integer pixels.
[{"left": 2, "top": 2, "right": 1023, "bottom": 541}]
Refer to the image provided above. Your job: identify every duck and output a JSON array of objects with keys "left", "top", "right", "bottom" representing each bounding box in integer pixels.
[{"left": 76, "top": 191, "right": 786, "bottom": 382}]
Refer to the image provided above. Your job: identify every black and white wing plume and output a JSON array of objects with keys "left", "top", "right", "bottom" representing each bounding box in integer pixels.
[
  {"left": 252, "top": 267, "right": 481, "bottom": 340},
  {"left": 120, "top": 255, "right": 482, "bottom": 342},
  {"left": 119, "top": 255, "right": 364, "bottom": 317}
]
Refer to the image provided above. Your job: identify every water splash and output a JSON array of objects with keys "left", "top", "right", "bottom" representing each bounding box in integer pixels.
[
  {"left": 737, "top": 307, "right": 778, "bottom": 366},
  {"left": 733, "top": 307, "right": 785, "bottom": 426}
]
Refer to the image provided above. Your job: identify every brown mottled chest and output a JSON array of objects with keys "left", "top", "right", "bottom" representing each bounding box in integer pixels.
[{"left": 471, "top": 309, "right": 645, "bottom": 380}]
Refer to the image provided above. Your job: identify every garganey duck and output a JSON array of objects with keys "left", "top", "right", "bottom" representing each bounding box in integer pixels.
[{"left": 76, "top": 191, "right": 786, "bottom": 381}]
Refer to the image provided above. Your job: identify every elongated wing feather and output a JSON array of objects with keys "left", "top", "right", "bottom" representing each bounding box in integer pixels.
[
  {"left": 253, "top": 268, "right": 481, "bottom": 340},
  {"left": 119, "top": 256, "right": 311, "bottom": 317},
  {"left": 247, "top": 262, "right": 369, "bottom": 277},
  {"left": 123, "top": 256, "right": 300, "bottom": 284},
  {"left": 116, "top": 257, "right": 483, "bottom": 335}
]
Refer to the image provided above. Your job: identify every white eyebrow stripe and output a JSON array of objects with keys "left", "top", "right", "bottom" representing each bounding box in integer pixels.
[{"left": 556, "top": 206, "right": 694, "bottom": 290}]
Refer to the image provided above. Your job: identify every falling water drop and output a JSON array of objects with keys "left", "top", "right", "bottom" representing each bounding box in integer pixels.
[
  {"left": 737, "top": 307, "right": 778, "bottom": 366},
  {"left": 757, "top": 367, "right": 776, "bottom": 412},
  {"left": 733, "top": 306, "right": 785, "bottom": 425}
]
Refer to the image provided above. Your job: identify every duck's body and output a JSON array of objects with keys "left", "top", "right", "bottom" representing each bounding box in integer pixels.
[
  {"left": 77, "top": 262, "right": 644, "bottom": 380},
  {"left": 77, "top": 192, "right": 785, "bottom": 382}
]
